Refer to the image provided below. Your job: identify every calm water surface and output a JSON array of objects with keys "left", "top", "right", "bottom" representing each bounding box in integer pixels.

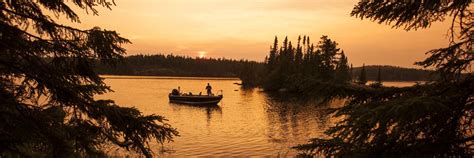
[{"left": 97, "top": 76, "right": 416, "bottom": 157}]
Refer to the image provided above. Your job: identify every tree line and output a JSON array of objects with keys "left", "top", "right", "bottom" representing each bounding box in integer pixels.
[
  {"left": 95, "top": 54, "right": 263, "bottom": 78},
  {"left": 94, "top": 54, "right": 437, "bottom": 83},
  {"left": 351, "top": 65, "right": 434, "bottom": 81}
]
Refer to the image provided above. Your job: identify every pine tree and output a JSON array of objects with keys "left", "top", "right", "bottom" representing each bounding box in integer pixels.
[
  {"left": 267, "top": 36, "right": 278, "bottom": 72},
  {"left": 308, "top": 44, "right": 317, "bottom": 76},
  {"left": 295, "top": 35, "right": 304, "bottom": 69},
  {"left": 350, "top": 64, "right": 354, "bottom": 81},
  {"left": 288, "top": 41, "right": 294, "bottom": 61},
  {"left": 357, "top": 64, "right": 367, "bottom": 85},
  {"left": 307, "top": 37, "right": 311, "bottom": 44},
  {"left": 0, "top": 1, "right": 178, "bottom": 157},
  {"left": 282, "top": 41, "right": 294, "bottom": 77},
  {"left": 264, "top": 36, "right": 285, "bottom": 90},
  {"left": 282, "top": 36, "right": 289, "bottom": 51},
  {"left": 302, "top": 35, "right": 307, "bottom": 51},
  {"left": 316, "top": 36, "right": 340, "bottom": 80},
  {"left": 335, "top": 51, "right": 351, "bottom": 83}
]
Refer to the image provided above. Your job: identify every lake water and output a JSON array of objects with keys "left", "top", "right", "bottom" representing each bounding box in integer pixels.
[{"left": 97, "top": 76, "right": 417, "bottom": 157}]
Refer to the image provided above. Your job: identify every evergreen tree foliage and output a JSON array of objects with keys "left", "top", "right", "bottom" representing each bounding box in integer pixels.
[
  {"left": 357, "top": 64, "right": 368, "bottom": 85},
  {"left": 350, "top": 64, "right": 353, "bottom": 81},
  {"left": 351, "top": 65, "right": 436, "bottom": 81},
  {"left": 317, "top": 36, "right": 339, "bottom": 81},
  {"left": 267, "top": 36, "right": 279, "bottom": 73},
  {"left": 0, "top": 1, "right": 178, "bottom": 157},
  {"left": 369, "top": 67, "right": 383, "bottom": 88},
  {"left": 376, "top": 67, "right": 382, "bottom": 83},
  {"left": 294, "top": 0, "right": 473, "bottom": 157},
  {"left": 335, "top": 51, "right": 351, "bottom": 83},
  {"left": 295, "top": 36, "right": 304, "bottom": 71},
  {"left": 240, "top": 62, "right": 263, "bottom": 87},
  {"left": 262, "top": 35, "right": 351, "bottom": 92}
]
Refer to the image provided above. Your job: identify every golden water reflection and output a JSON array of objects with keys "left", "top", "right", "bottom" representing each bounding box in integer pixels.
[{"left": 96, "top": 76, "right": 412, "bottom": 157}]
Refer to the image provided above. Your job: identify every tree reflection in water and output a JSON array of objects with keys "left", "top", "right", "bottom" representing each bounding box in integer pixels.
[{"left": 263, "top": 92, "right": 345, "bottom": 156}]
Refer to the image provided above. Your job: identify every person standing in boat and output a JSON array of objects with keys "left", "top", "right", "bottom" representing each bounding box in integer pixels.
[{"left": 206, "top": 83, "right": 212, "bottom": 96}]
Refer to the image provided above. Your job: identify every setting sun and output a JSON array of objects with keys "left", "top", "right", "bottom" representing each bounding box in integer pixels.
[{"left": 198, "top": 51, "right": 207, "bottom": 58}]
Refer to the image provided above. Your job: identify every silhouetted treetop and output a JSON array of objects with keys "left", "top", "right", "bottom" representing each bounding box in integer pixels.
[{"left": 351, "top": 0, "right": 471, "bottom": 30}]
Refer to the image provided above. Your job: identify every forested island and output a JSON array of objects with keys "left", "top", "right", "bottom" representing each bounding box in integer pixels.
[{"left": 257, "top": 35, "right": 352, "bottom": 91}]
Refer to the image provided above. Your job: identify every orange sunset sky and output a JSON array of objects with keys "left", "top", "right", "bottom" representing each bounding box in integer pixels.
[{"left": 61, "top": 0, "right": 452, "bottom": 68}]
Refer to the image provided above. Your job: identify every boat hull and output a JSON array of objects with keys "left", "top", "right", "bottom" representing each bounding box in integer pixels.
[{"left": 169, "top": 95, "right": 223, "bottom": 105}]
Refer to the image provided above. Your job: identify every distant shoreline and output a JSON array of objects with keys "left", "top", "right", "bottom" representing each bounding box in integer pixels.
[
  {"left": 100, "top": 75, "right": 240, "bottom": 80},
  {"left": 99, "top": 74, "right": 429, "bottom": 82},
  {"left": 94, "top": 54, "right": 438, "bottom": 82}
]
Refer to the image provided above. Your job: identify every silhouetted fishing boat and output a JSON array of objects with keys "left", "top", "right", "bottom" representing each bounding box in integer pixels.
[{"left": 169, "top": 89, "right": 223, "bottom": 105}]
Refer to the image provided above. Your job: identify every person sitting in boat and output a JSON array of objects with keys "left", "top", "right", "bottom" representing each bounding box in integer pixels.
[
  {"left": 206, "top": 83, "right": 212, "bottom": 96},
  {"left": 171, "top": 89, "right": 179, "bottom": 95}
]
